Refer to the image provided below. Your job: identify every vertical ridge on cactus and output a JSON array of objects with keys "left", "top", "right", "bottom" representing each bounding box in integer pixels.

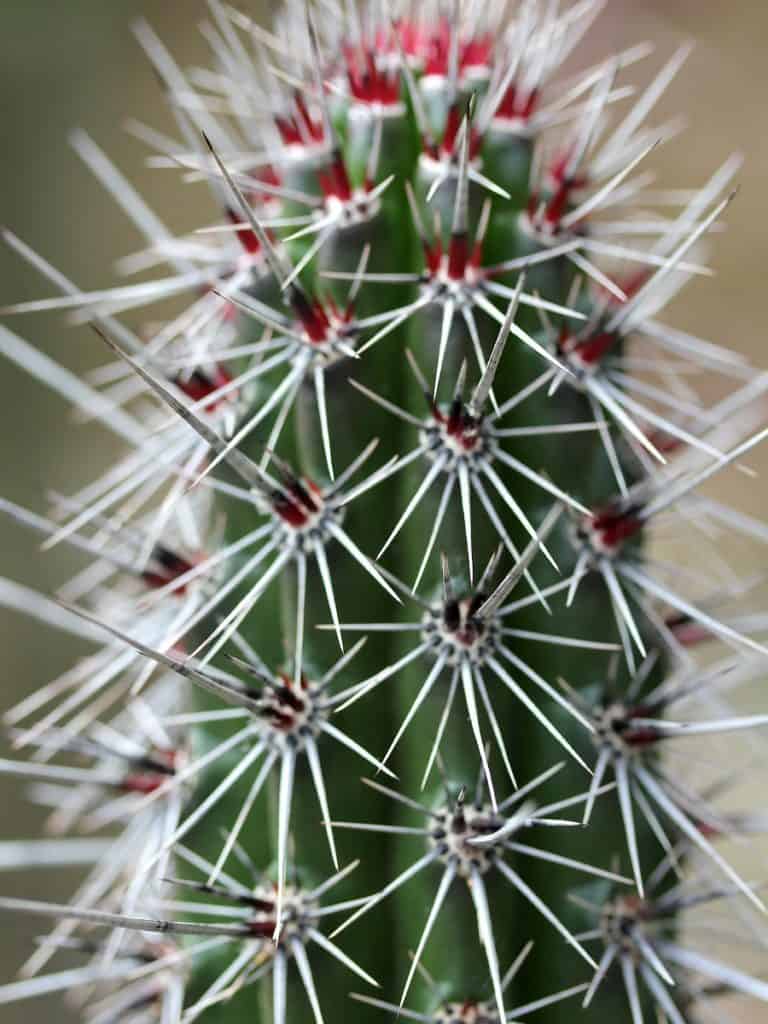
[{"left": 2, "top": 3, "right": 768, "bottom": 1023}]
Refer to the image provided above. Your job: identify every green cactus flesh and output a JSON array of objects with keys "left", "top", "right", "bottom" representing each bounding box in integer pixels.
[{"left": 3, "top": 6, "right": 768, "bottom": 1024}]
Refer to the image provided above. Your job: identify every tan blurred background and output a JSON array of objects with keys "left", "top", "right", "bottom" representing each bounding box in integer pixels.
[{"left": 0, "top": 1, "right": 766, "bottom": 1020}]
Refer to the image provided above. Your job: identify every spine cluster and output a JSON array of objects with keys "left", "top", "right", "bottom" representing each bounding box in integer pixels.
[{"left": 2, "top": 3, "right": 768, "bottom": 1024}]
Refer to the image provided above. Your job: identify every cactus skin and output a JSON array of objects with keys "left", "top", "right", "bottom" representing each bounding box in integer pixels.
[{"left": 3, "top": 5, "right": 768, "bottom": 1024}]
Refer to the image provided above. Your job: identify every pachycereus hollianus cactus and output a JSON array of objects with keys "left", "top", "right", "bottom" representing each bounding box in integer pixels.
[{"left": 3, "top": 3, "right": 768, "bottom": 1023}]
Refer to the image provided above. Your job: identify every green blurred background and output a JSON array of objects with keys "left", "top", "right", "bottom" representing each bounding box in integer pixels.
[{"left": 0, "top": 2, "right": 766, "bottom": 1020}]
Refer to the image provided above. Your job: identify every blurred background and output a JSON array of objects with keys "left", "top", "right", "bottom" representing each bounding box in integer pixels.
[{"left": 0, "top": 2, "right": 766, "bottom": 1020}]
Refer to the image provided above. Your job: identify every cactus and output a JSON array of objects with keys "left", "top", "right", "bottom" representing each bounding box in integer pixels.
[{"left": 2, "top": 3, "right": 768, "bottom": 1024}]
